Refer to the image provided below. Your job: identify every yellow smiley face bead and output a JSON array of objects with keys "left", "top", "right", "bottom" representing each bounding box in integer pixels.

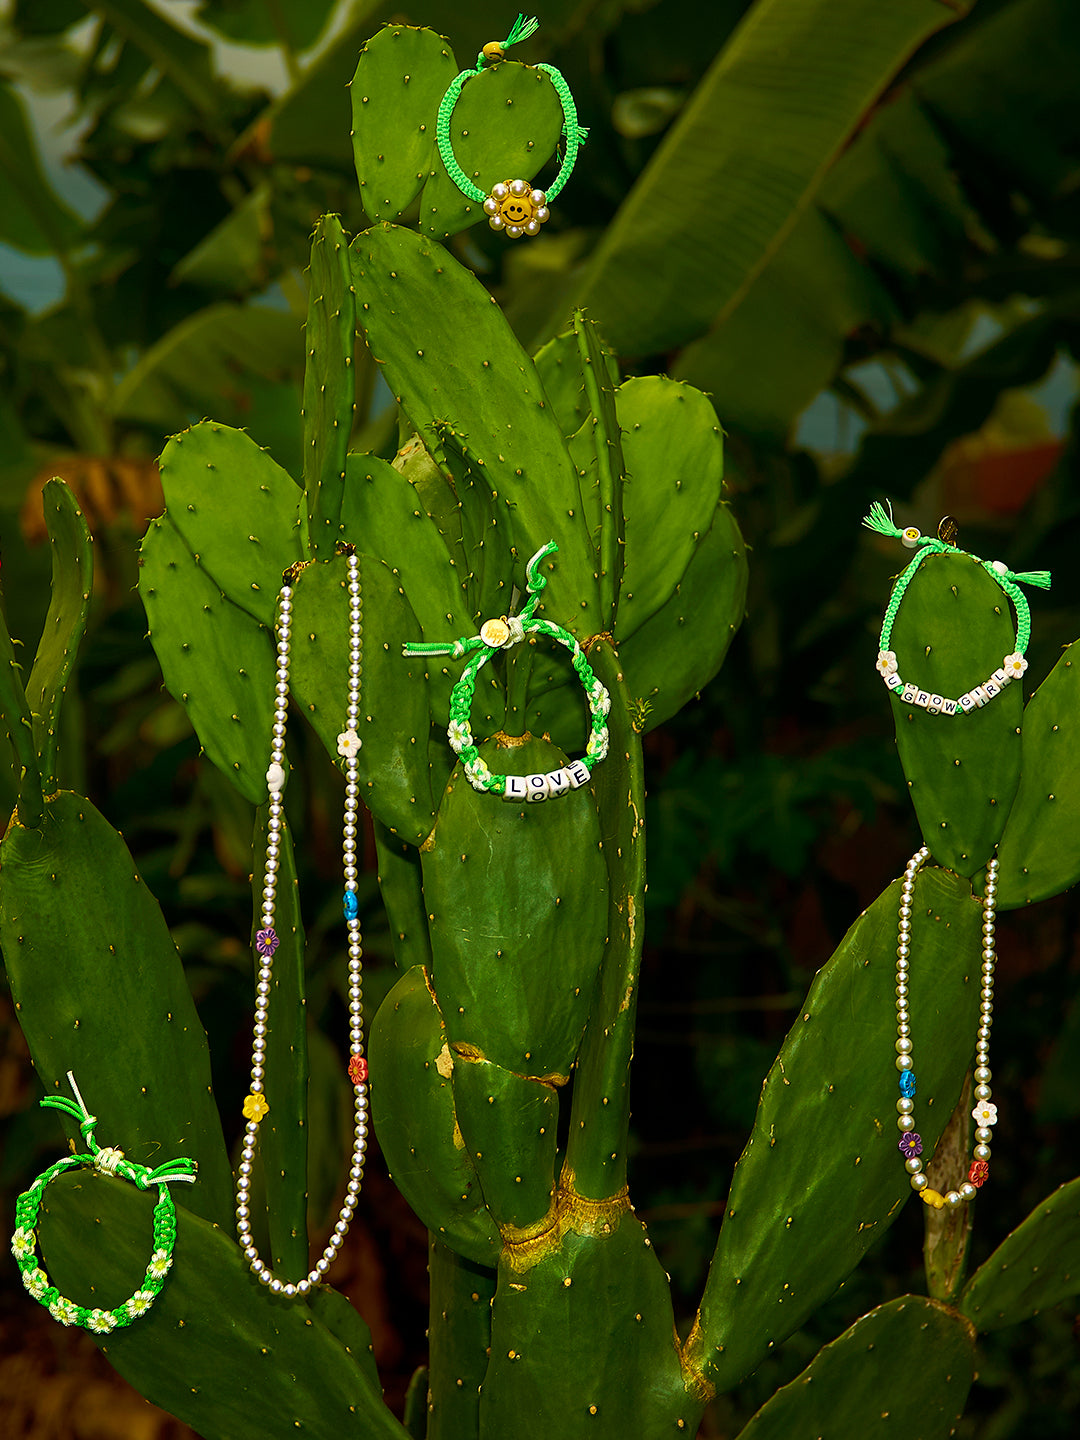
[{"left": 483, "top": 180, "right": 550, "bottom": 239}]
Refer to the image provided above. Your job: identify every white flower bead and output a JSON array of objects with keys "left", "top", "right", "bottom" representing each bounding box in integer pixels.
[
  {"left": 337, "top": 729, "right": 362, "bottom": 759},
  {"left": 971, "top": 1100, "right": 998, "bottom": 1127},
  {"left": 1003, "top": 653, "right": 1028, "bottom": 679},
  {"left": 266, "top": 762, "right": 286, "bottom": 794},
  {"left": 876, "top": 650, "right": 898, "bottom": 677},
  {"left": 447, "top": 719, "right": 471, "bottom": 753}
]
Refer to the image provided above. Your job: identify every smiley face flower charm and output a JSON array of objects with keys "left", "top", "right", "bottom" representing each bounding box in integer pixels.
[{"left": 484, "top": 180, "right": 550, "bottom": 238}]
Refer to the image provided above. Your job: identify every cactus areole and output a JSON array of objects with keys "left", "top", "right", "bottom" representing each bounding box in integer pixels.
[
  {"left": 436, "top": 13, "right": 587, "bottom": 238},
  {"left": 12, "top": 1073, "right": 196, "bottom": 1333},
  {"left": 863, "top": 500, "right": 1051, "bottom": 715},
  {"left": 235, "top": 544, "right": 371, "bottom": 1298}
]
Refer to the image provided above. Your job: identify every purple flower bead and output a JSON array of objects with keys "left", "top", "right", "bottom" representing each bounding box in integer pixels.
[
  {"left": 255, "top": 927, "right": 280, "bottom": 958},
  {"left": 898, "top": 1132, "right": 923, "bottom": 1159}
]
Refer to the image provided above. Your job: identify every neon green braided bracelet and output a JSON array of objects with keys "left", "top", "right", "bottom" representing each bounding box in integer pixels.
[
  {"left": 435, "top": 13, "right": 587, "bottom": 239},
  {"left": 863, "top": 500, "right": 1051, "bottom": 715},
  {"left": 11, "top": 1072, "right": 196, "bottom": 1334},
  {"left": 404, "top": 540, "right": 610, "bottom": 800}
]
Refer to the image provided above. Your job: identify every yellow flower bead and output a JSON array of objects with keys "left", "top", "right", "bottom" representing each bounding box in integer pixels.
[{"left": 242, "top": 1092, "right": 269, "bottom": 1122}]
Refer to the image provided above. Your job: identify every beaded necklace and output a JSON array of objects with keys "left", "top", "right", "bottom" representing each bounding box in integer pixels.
[
  {"left": 235, "top": 543, "right": 369, "bottom": 1297},
  {"left": 893, "top": 849, "right": 998, "bottom": 1210}
]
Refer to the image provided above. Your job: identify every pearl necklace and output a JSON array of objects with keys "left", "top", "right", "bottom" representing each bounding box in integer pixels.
[
  {"left": 235, "top": 544, "right": 369, "bottom": 1297},
  {"left": 894, "top": 847, "right": 998, "bottom": 1210}
]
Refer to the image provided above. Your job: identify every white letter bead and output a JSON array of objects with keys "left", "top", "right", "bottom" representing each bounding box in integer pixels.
[
  {"left": 915, "top": 690, "right": 930, "bottom": 709},
  {"left": 959, "top": 693, "right": 976, "bottom": 712},
  {"left": 927, "top": 694, "right": 943, "bottom": 714},
  {"left": 983, "top": 679, "right": 1000, "bottom": 699},
  {"left": 972, "top": 685, "right": 990, "bottom": 708},
  {"left": 547, "top": 768, "right": 572, "bottom": 797},
  {"left": 993, "top": 668, "right": 1010, "bottom": 686},
  {"left": 525, "top": 773, "right": 549, "bottom": 802},
  {"left": 901, "top": 684, "right": 918, "bottom": 704},
  {"left": 885, "top": 673, "right": 903, "bottom": 691},
  {"left": 567, "top": 759, "right": 591, "bottom": 788},
  {"left": 503, "top": 775, "right": 528, "bottom": 802},
  {"left": 941, "top": 698, "right": 958, "bottom": 715}
]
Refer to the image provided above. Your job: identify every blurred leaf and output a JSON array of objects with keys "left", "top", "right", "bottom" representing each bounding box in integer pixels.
[
  {"left": 111, "top": 303, "right": 303, "bottom": 428},
  {"left": 569, "top": 0, "right": 974, "bottom": 356},
  {"left": 170, "top": 182, "right": 273, "bottom": 293},
  {"left": 676, "top": 206, "right": 896, "bottom": 443},
  {"left": 195, "top": 0, "right": 339, "bottom": 51},
  {"left": 11, "top": 0, "right": 85, "bottom": 35},
  {"left": 0, "top": 79, "right": 83, "bottom": 254},
  {"left": 92, "top": 0, "right": 221, "bottom": 122},
  {"left": 611, "top": 86, "right": 686, "bottom": 139},
  {"left": 255, "top": 11, "right": 377, "bottom": 171}
]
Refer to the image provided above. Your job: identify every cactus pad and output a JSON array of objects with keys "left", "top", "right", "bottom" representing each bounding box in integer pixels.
[
  {"left": 369, "top": 965, "right": 500, "bottom": 1266},
  {"left": 351, "top": 25, "right": 458, "bottom": 224}
]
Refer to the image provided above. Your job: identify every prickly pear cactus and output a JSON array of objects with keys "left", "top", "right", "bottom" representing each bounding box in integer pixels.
[{"left": 2, "top": 19, "right": 1079, "bottom": 1440}]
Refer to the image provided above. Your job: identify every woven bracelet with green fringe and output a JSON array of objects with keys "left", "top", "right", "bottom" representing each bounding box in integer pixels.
[
  {"left": 404, "top": 540, "right": 610, "bottom": 799},
  {"left": 862, "top": 500, "right": 1050, "bottom": 715},
  {"left": 11, "top": 1072, "right": 196, "bottom": 1333},
  {"left": 435, "top": 13, "right": 587, "bottom": 239}
]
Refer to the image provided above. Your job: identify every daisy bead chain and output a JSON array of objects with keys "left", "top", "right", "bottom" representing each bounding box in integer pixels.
[
  {"left": 862, "top": 501, "right": 1051, "bottom": 716},
  {"left": 238, "top": 542, "right": 369, "bottom": 1298},
  {"left": 894, "top": 848, "right": 999, "bottom": 1211},
  {"left": 403, "top": 540, "right": 610, "bottom": 800},
  {"left": 435, "top": 13, "right": 588, "bottom": 240},
  {"left": 12, "top": 1073, "right": 196, "bottom": 1333}
]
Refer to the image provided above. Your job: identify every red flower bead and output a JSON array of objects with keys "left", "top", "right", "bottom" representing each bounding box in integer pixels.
[
  {"left": 348, "top": 1055, "right": 368, "bottom": 1086},
  {"left": 968, "top": 1159, "right": 990, "bottom": 1189}
]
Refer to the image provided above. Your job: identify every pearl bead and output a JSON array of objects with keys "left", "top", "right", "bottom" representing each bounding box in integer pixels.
[
  {"left": 905, "top": 1157, "right": 923, "bottom": 1174},
  {"left": 974, "top": 1066, "right": 992, "bottom": 1083},
  {"left": 974, "top": 1084, "right": 992, "bottom": 1101},
  {"left": 896, "top": 983, "right": 909, "bottom": 998},
  {"left": 897, "top": 1115, "right": 915, "bottom": 1132},
  {"left": 975, "top": 1126, "right": 992, "bottom": 1143},
  {"left": 483, "top": 197, "right": 498, "bottom": 215},
  {"left": 897, "top": 1023, "right": 911, "bottom": 1037},
  {"left": 945, "top": 1190, "right": 962, "bottom": 1208},
  {"left": 974, "top": 1144, "right": 991, "bottom": 1160},
  {"left": 509, "top": 178, "right": 528, "bottom": 196},
  {"left": 897, "top": 1098, "right": 914, "bottom": 1115},
  {"left": 270, "top": 1279, "right": 283, "bottom": 1294},
  {"left": 896, "top": 1055, "right": 914, "bottom": 1071},
  {"left": 911, "top": 1172, "right": 929, "bottom": 1191},
  {"left": 960, "top": 1183, "right": 977, "bottom": 1201},
  {"left": 298, "top": 1280, "right": 311, "bottom": 1295},
  {"left": 895, "top": 1038, "right": 912, "bottom": 1054}
]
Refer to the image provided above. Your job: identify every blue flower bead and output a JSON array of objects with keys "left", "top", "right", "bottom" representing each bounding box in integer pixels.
[
  {"left": 343, "top": 890, "right": 359, "bottom": 921},
  {"left": 899, "top": 1071, "right": 916, "bottom": 1099}
]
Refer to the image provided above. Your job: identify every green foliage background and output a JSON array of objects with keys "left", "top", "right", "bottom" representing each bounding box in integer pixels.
[{"left": 2, "top": 0, "right": 1080, "bottom": 1434}]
